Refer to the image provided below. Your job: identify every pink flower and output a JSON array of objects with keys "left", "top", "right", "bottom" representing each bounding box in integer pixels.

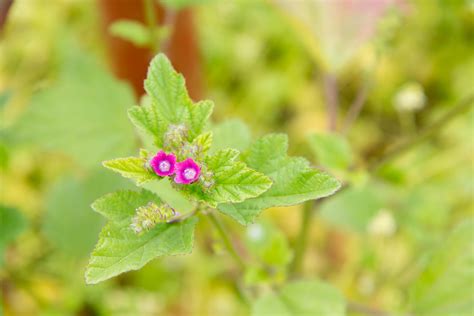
[
  {"left": 174, "top": 158, "right": 201, "bottom": 184},
  {"left": 150, "top": 151, "right": 176, "bottom": 177}
]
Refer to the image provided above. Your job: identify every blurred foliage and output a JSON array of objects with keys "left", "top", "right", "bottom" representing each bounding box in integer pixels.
[{"left": 0, "top": 0, "right": 473, "bottom": 315}]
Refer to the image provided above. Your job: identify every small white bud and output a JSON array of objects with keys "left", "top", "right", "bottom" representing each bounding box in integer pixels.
[
  {"left": 368, "top": 209, "right": 397, "bottom": 236},
  {"left": 393, "top": 82, "right": 426, "bottom": 112}
]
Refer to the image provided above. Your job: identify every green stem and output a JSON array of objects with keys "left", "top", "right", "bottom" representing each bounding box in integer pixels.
[
  {"left": 371, "top": 95, "right": 474, "bottom": 171},
  {"left": 289, "top": 201, "right": 314, "bottom": 275},
  {"left": 208, "top": 212, "right": 246, "bottom": 270},
  {"left": 143, "top": 0, "right": 159, "bottom": 52}
]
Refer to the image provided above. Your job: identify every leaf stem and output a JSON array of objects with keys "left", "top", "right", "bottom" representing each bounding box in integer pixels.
[
  {"left": 370, "top": 95, "right": 474, "bottom": 171},
  {"left": 289, "top": 201, "right": 314, "bottom": 275},
  {"left": 143, "top": 0, "right": 159, "bottom": 52},
  {"left": 207, "top": 212, "right": 246, "bottom": 270}
]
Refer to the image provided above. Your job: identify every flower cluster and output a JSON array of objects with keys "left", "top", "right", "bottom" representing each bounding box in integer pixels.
[
  {"left": 150, "top": 150, "right": 201, "bottom": 185},
  {"left": 131, "top": 202, "right": 179, "bottom": 234}
]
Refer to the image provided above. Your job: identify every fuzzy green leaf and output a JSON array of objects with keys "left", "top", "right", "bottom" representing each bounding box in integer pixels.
[
  {"left": 218, "top": 134, "right": 341, "bottom": 225},
  {"left": 103, "top": 156, "right": 157, "bottom": 184},
  {"left": 131, "top": 54, "right": 213, "bottom": 147},
  {"left": 86, "top": 190, "right": 198, "bottom": 284},
  {"left": 179, "top": 149, "right": 272, "bottom": 206},
  {"left": 252, "top": 279, "right": 346, "bottom": 316},
  {"left": 205, "top": 149, "right": 272, "bottom": 204}
]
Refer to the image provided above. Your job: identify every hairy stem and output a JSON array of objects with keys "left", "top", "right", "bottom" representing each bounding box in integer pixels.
[
  {"left": 143, "top": 0, "right": 159, "bottom": 52},
  {"left": 208, "top": 212, "right": 246, "bottom": 270},
  {"left": 371, "top": 95, "right": 474, "bottom": 171},
  {"left": 324, "top": 73, "right": 339, "bottom": 132},
  {"left": 289, "top": 201, "right": 313, "bottom": 275}
]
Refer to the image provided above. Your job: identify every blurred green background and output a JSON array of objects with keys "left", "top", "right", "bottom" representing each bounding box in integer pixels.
[{"left": 0, "top": 0, "right": 473, "bottom": 315}]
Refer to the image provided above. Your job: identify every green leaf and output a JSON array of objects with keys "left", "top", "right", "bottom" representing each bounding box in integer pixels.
[
  {"left": 178, "top": 149, "right": 272, "bottom": 206},
  {"left": 211, "top": 119, "right": 252, "bottom": 153},
  {"left": 319, "top": 186, "right": 383, "bottom": 233},
  {"left": 86, "top": 189, "right": 198, "bottom": 284},
  {"left": 252, "top": 279, "right": 346, "bottom": 316},
  {"left": 43, "top": 170, "right": 132, "bottom": 258},
  {"left": 103, "top": 156, "right": 157, "bottom": 184},
  {"left": 205, "top": 149, "right": 272, "bottom": 204},
  {"left": 308, "top": 133, "right": 353, "bottom": 171},
  {"left": 218, "top": 134, "right": 341, "bottom": 225},
  {"left": 0, "top": 206, "right": 27, "bottom": 265},
  {"left": 409, "top": 219, "right": 474, "bottom": 316},
  {"left": 109, "top": 20, "right": 151, "bottom": 47},
  {"left": 11, "top": 39, "right": 135, "bottom": 168},
  {"left": 130, "top": 54, "right": 213, "bottom": 146}
]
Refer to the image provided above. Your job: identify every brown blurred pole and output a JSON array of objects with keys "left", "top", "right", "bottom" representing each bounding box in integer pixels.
[
  {"left": 0, "top": 0, "right": 14, "bottom": 31},
  {"left": 97, "top": 0, "right": 202, "bottom": 100}
]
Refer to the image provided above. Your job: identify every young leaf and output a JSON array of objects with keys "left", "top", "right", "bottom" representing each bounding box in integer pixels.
[
  {"left": 86, "top": 190, "right": 198, "bottom": 284},
  {"left": 252, "top": 279, "right": 346, "bottom": 316},
  {"left": 409, "top": 219, "right": 474, "bottom": 316},
  {"left": 109, "top": 20, "right": 151, "bottom": 47},
  {"left": 129, "top": 54, "right": 213, "bottom": 146},
  {"left": 218, "top": 134, "right": 341, "bottom": 225},
  {"left": 103, "top": 156, "right": 157, "bottom": 184}
]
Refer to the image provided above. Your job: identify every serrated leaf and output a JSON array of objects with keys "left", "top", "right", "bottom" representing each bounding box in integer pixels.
[
  {"left": 178, "top": 149, "right": 272, "bottom": 206},
  {"left": 128, "top": 105, "right": 167, "bottom": 148},
  {"left": 205, "top": 149, "right": 272, "bottom": 204},
  {"left": 251, "top": 279, "right": 346, "bottom": 316},
  {"left": 308, "top": 133, "right": 353, "bottom": 171},
  {"left": 218, "top": 134, "right": 341, "bottom": 225},
  {"left": 130, "top": 54, "right": 213, "bottom": 147},
  {"left": 109, "top": 20, "right": 151, "bottom": 47},
  {"left": 409, "top": 219, "right": 474, "bottom": 316},
  {"left": 192, "top": 131, "right": 212, "bottom": 155},
  {"left": 103, "top": 156, "right": 157, "bottom": 184},
  {"left": 188, "top": 100, "right": 213, "bottom": 140},
  {"left": 86, "top": 189, "right": 198, "bottom": 284}
]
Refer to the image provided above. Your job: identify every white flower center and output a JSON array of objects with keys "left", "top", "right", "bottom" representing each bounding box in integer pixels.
[
  {"left": 183, "top": 168, "right": 196, "bottom": 180},
  {"left": 159, "top": 161, "right": 170, "bottom": 172}
]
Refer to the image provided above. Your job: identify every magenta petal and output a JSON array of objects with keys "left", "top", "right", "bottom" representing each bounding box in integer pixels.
[
  {"left": 150, "top": 151, "right": 176, "bottom": 177},
  {"left": 174, "top": 158, "right": 201, "bottom": 184}
]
